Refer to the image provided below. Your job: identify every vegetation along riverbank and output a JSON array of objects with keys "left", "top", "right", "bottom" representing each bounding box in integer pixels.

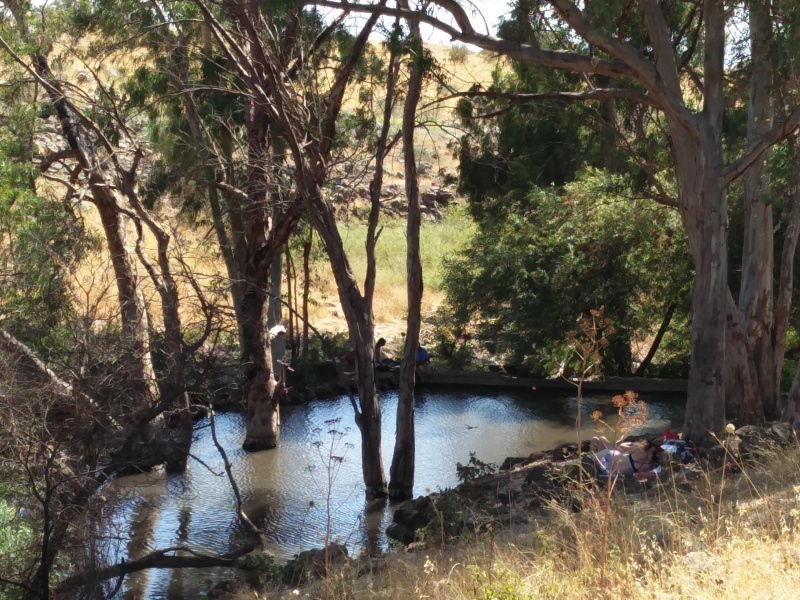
[{"left": 4, "top": 0, "right": 800, "bottom": 598}]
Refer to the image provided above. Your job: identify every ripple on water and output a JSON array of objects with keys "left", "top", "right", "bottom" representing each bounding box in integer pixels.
[{"left": 107, "top": 388, "right": 685, "bottom": 598}]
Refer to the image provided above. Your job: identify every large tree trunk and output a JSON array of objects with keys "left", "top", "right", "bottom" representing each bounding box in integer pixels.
[
  {"left": 241, "top": 106, "right": 281, "bottom": 451},
  {"left": 241, "top": 283, "right": 280, "bottom": 451},
  {"left": 32, "top": 53, "right": 159, "bottom": 411},
  {"left": 90, "top": 178, "right": 160, "bottom": 409},
  {"left": 307, "top": 185, "right": 387, "bottom": 498},
  {"left": 738, "top": 0, "right": 778, "bottom": 419},
  {"left": 390, "top": 17, "right": 423, "bottom": 500},
  {"left": 672, "top": 124, "right": 728, "bottom": 440}
]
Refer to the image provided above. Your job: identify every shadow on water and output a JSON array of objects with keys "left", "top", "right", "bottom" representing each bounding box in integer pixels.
[{"left": 108, "top": 386, "right": 685, "bottom": 598}]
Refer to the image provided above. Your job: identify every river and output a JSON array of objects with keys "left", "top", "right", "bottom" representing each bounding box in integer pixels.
[{"left": 106, "top": 386, "right": 685, "bottom": 598}]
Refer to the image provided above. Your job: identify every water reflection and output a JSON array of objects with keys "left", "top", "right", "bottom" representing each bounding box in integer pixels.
[{"left": 109, "top": 387, "right": 684, "bottom": 598}]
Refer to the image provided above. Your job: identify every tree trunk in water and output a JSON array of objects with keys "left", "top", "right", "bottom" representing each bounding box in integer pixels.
[
  {"left": 241, "top": 284, "right": 280, "bottom": 451},
  {"left": 390, "top": 18, "right": 423, "bottom": 500},
  {"left": 241, "top": 104, "right": 281, "bottom": 451},
  {"left": 306, "top": 185, "right": 387, "bottom": 497}
]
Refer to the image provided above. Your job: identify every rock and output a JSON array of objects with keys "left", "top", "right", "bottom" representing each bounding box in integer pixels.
[
  {"left": 771, "top": 422, "right": 793, "bottom": 443},
  {"left": 551, "top": 441, "right": 591, "bottom": 461},
  {"left": 499, "top": 457, "right": 527, "bottom": 471},
  {"left": 421, "top": 191, "right": 438, "bottom": 207},
  {"left": 386, "top": 522, "right": 415, "bottom": 544},
  {"left": 285, "top": 544, "right": 349, "bottom": 585},
  {"left": 683, "top": 550, "right": 715, "bottom": 572},
  {"left": 435, "top": 188, "right": 454, "bottom": 204},
  {"left": 207, "top": 580, "right": 241, "bottom": 598},
  {"left": 393, "top": 496, "right": 435, "bottom": 531},
  {"left": 524, "top": 464, "right": 553, "bottom": 488},
  {"left": 497, "top": 489, "right": 521, "bottom": 505},
  {"left": 418, "top": 161, "right": 433, "bottom": 175}
]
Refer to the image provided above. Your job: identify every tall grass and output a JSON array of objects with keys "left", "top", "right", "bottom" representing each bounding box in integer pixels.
[
  {"left": 307, "top": 206, "right": 475, "bottom": 325},
  {"left": 240, "top": 439, "right": 800, "bottom": 600}
]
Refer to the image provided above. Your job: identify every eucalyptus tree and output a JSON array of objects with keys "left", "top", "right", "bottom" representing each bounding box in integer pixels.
[
  {"left": 733, "top": 0, "right": 800, "bottom": 422},
  {"left": 388, "top": 0, "right": 423, "bottom": 500},
  {"left": 182, "top": 0, "right": 406, "bottom": 495},
  {"left": 0, "top": 0, "right": 163, "bottom": 415},
  {"left": 310, "top": 0, "right": 800, "bottom": 439}
]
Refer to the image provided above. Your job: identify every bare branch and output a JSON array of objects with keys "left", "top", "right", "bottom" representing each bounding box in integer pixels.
[
  {"left": 39, "top": 148, "right": 76, "bottom": 172},
  {"left": 308, "top": 0, "right": 635, "bottom": 78},
  {"left": 55, "top": 544, "right": 257, "bottom": 595},
  {"left": 422, "top": 88, "right": 660, "bottom": 110},
  {"left": 720, "top": 106, "right": 800, "bottom": 188}
]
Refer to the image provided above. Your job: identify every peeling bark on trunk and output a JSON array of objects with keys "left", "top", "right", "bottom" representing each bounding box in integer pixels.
[
  {"left": 672, "top": 122, "right": 728, "bottom": 440},
  {"left": 309, "top": 191, "right": 386, "bottom": 496},
  {"left": 240, "top": 107, "right": 282, "bottom": 452},
  {"left": 390, "top": 17, "right": 423, "bottom": 501},
  {"left": 738, "top": 0, "right": 778, "bottom": 420}
]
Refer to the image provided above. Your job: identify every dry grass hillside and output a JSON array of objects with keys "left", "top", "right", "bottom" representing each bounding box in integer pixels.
[{"left": 65, "top": 43, "right": 503, "bottom": 338}]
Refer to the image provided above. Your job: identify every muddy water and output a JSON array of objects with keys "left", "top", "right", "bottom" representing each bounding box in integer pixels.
[{"left": 107, "top": 387, "right": 684, "bottom": 598}]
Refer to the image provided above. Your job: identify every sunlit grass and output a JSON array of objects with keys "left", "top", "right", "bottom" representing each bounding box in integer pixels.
[
  {"left": 306, "top": 205, "right": 475, "bottom": 326},
  {"left": 241, "top": 441, "right": 800, "bottom": 600}
]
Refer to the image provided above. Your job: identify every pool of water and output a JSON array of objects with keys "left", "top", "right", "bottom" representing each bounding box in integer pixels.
[{"left": 106, "top": 387, "right": 685, "bottom": 598}]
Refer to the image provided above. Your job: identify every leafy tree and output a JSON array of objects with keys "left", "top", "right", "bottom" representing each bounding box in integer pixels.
[{"left": 442, "top": 168, "right": 691, "bottom": 376}]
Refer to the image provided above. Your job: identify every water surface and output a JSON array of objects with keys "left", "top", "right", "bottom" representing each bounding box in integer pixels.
[{"left": 108, "top": 387, "right": 684, "bottom": 598}]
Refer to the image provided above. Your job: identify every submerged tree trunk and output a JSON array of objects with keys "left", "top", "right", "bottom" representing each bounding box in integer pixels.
[
  {"left": 390, "top": 17, "right": 423, "bottom": 501},
  {"left": 240, "top": 108, "right": 283, "bottom": 451}
]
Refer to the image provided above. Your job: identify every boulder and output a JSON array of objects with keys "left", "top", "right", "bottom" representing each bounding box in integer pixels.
[
  {"left": 284, "top": 544, "right": 349, "bottom": 585},
  {"left": 393, "top": 496, "right": 435, "bottom": 531},
  {"left": 421, "top": 191, "right": 438, "bottom": 207},
  {"left": 386, "top": 522, "right": 415, "bottom": 544}
]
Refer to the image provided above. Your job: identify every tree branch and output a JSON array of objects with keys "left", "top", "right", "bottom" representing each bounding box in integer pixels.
[
  {"left": 39, "top": 148, "right": 76, "bottom": 172},
  {"left": 307, "top": 0, "right": 635, "bottom": 78},
  {"left": 720, "top": 107, "right": 800, "bottom": 188},
  {"left": 422, "top": 88, "right": 660, "bottom": 110},
  {"left": 55, "top": 545, "right": 257, "bottom": 595}
]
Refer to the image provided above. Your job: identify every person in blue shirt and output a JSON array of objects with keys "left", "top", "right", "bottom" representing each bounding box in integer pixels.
[{"left": 415, "top": 346, "right": 429, "bottom": 366}]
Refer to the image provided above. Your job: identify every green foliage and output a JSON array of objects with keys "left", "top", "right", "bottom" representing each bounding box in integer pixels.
[
  {"left": 0, "top": 483, "right": 34, "bottom": 599},
  {"left": 0, "top": 135, "right": 96, "bottom": 354},
  {"left": 448, "top": 43, "right": 470, "bottom": 65},
  {"left": 440, "top": 169, "right": 692, "bottom": 375},
  {"left": 456, "top": 452, "right": 497, "bottom": 484},
  {"left": 467, "top": 564, "right": 531, "bottom": 600}
]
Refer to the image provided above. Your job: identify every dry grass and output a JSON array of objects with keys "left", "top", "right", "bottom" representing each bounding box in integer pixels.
[
  {"left": 59, "top": 42, "right": 496, "bottom": 338},
  {"left": 246, "top": 440, "right": 800, "bottom": 600},
  {"left": 305, "top": 206, "right": 475, "bottom": 331}
]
